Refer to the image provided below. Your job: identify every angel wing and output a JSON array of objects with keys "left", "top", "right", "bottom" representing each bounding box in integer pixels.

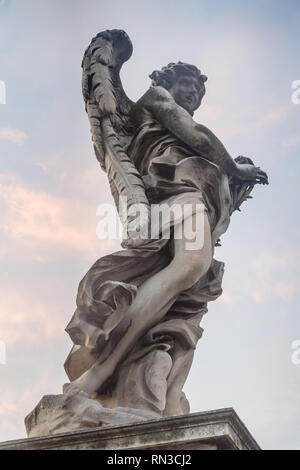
[{"left": 82, "top": 29, "right": 150, "bottom": 247}]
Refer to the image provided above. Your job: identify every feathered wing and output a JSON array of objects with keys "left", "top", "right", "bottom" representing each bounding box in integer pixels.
[{"left": 82, "top": 29, "right": 150, "bottom": 247}]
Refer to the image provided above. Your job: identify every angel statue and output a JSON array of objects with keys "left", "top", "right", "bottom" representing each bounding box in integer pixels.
[{"left": 25, "top": 29, "right": 268, "bottom": 437}]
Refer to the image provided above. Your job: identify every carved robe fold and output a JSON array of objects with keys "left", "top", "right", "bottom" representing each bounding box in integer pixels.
[{"left": 65, "top": 110, "right": 240, "bottom": 416}]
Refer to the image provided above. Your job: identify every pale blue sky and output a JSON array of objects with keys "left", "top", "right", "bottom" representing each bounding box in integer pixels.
[{"left": 0, "top": 0, "right": 299, "bottom": 449}]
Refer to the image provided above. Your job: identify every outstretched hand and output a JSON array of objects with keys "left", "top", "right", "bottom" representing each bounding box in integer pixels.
[{"left": 234, "top": 156, "right": 269, "bottom": 185}]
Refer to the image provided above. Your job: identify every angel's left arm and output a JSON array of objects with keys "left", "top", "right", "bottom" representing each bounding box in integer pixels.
[{"left": 138, "top": 86, "right": 240, "bottom": 178}]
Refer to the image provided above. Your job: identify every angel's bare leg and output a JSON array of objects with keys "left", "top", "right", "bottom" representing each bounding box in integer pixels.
[{"left": 69, "top": 212, "right": 213, "bottom": 396}]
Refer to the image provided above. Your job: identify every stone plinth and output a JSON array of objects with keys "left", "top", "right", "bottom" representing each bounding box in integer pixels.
[{"left": 0, "top": 408, "right": 260, "bottom": 450}]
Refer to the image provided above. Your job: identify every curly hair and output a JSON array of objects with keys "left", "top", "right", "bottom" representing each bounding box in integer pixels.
[{"left": 149, "top": 61, "right": 207, "bottom": 97}]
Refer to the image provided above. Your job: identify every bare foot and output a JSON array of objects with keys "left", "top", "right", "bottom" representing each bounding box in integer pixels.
[{"left": 64, "top": 361, "right": 112, "bottom": 397}]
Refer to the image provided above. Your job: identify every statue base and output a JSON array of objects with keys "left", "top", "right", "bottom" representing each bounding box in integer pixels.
[{"left": 0, "top": 408, "right": 260, "bottom": 450}]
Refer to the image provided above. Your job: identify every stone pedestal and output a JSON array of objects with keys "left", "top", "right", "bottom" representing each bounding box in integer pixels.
[{"left": 0, "top": 408, "right": 260, "bottom": 450}]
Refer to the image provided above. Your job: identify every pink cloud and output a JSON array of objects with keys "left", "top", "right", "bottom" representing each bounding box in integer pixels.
[
  {"left": 272, "top": 282, "right": 298, "bottom": 302},
  {"left": 0, "top": 128, "right": 28, "bottom": 145},
  {"left": 0, "top": 287, "right": 67, "bottom": 346},
  {"left": 249, "top": 251, "right": 299, "bottom": 303},
  {"left": 251, "top": 251, "right": 294, "bottom": 276},
  {"left": 219, "top": 291, "right": 234, "bottom": 305},
  {"left": 0, "top": 375, "right": 60, "bottom": 442},
  {"left": 0, "top": 401, "right": 17, "bottom": 418},
  {"left": 0, "top": 174, "right": 116, "bottom": 259}
]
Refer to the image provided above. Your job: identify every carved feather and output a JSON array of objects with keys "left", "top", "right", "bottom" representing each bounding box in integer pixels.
[{"left": 82, "top": 30, "right": 150, "bottom": 247}]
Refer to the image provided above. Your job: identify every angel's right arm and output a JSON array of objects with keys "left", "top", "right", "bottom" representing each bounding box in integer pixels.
[{"left": 138, "top": 86, "right": 239, "bottom": 178}]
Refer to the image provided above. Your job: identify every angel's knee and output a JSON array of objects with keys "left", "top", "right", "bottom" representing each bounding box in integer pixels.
[{"left": 170, "top": 254, "right": 211, "bottom": 291}]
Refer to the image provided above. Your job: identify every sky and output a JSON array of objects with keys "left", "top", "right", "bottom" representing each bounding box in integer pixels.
[{"left": 0, "top": 0, "right": 299, "bottom": 450}]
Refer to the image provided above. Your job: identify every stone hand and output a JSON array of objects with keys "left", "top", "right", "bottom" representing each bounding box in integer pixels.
[{"left": 235, "top": 162, "right": 269, "bottom": 185}]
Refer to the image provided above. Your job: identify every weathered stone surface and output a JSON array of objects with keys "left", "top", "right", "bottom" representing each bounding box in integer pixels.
[
  {"left": 58, "top": 29, "right": 268, "bottom": 416},
  {"left": 1, "top": 409, "right": 260, "bottom": 450},
  {"left": 23, "top": 29, "right": 269, "bottom": 438},
  {"left": 24, "top": 389, "right": 159, "bottom": 438}
]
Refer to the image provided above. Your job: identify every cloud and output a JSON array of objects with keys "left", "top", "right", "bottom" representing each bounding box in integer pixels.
[
  {"left": 0, "top": 173, "right": 115, "bottom": 258},
  {"left": 217, "top": 251, "right": 299, "bottom": 305},
  {"left": 0, "top": 401, "right": 17, "bottom": 418},
  {"left": 200, "top": 102, "right": 291, "bottom": 141},
  {"left": 272, "top": 282, "right": 298, "bottom": 302},
  {"left": 0, "top": 401, "right": 19, "bottom": 439},
  {"left": 0, "top": 128, "right": 28, "bottom": 145},
  {"left": 251, "top": 283, "right": 298, "bottom": 303},
  {"left": 282, "top": 131, "right": 300, "bottom": 148},
  {"left": 218, "top": 291, "right": 234, "bottom": 305},
  {"left": 0, "top": 287, "right": 67, "bottom": 347},
  {"left": 1, "top": 0, "right": 299, "bottom": 449},
  {"left": 251, "top": 251, "right": 294, "bottom": 276},
  {"left": 249, "top": 251, "right": 299, "bottom": 302},
  {"left": 257, "top": 104, "right": 290, "bottom": 128},
  {"left": 0, "top": 374, "right": 60, "bottom": 442}
]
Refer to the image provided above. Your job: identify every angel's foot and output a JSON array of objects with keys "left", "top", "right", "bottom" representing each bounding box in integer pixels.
[
  {"left": 63, "top": 374, "right": 93, "bottom": 398},
  {"left": 64, "top": 362, "right": 112, "bottom": 397}
]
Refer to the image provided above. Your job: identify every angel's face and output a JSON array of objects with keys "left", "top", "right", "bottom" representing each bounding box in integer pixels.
[{"left": 168, "top": 75, "right": 203, "bottom": 115}]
